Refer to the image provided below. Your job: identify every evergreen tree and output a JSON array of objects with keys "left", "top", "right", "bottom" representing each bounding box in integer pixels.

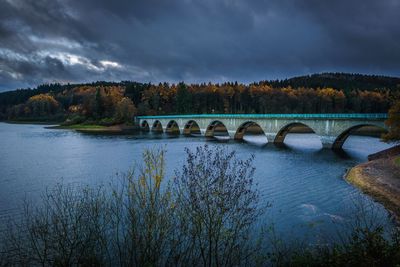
[
  {"left": 93, "top": 87, "right": 103, "bottom": 119},
  {"left": 176, "top": 82, "right": 192, "bottom": 114}
]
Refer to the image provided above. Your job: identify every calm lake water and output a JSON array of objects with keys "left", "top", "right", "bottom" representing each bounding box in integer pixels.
[{"left": 0, "top": 122, "right": 395, "bottom": 242}]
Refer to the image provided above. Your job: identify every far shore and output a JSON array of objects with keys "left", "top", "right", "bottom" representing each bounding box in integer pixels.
[
  {"left": 2, "top": 120, "right": 64, "bottom": 125},
  {"left": 0, "top": 120, "right": 140, "bottom": 134},
  {"left": 47, "top": 123, "right": 140, "bottom": 134},
  {"left": 345, "top": 145, "right": 400, "bottom": 223}
]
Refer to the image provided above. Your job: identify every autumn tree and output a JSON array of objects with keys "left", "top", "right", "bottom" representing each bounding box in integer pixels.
[
  {"left": 114, "top": 97, "right": 137, "bottom": 122},
  {"left": 382, "top": 100, "right": 400, "bottom": 142},
  {"left": 100, "top": 86, "right": 124, "bottom": 117},
  {"left": 108, "top": 147, "right": 180, "bottom": 266},
  {"left": 26, "top": 94, "right": 60, "bottom": 116},
  {"left": 2, "top": 78, "right": 395, "bottom": 120}
]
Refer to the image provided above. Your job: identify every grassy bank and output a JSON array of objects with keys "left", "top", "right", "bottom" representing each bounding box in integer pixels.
[
  {"left": 345, "top": 154, "right": 400, "bottom": 223},
  {"left": 4, "top": 117, "right": 65, "bottom": 125},
  {"left": 48, "top": 123, "right": 140, "bottom": 134},
  {"left": 50, "top": 124, "right": 108, "bottom": 130},
  {"left": 395, "top": 156, "right": 400, "bottom": 167}
]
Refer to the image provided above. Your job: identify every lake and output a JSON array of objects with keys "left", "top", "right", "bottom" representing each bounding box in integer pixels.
[{"left": 0, "top": 122, "right": 395, "bottom": 242}]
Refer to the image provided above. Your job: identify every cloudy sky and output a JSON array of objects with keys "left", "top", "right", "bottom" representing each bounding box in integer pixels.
[{"left": 0, "top": 0, "right": 399, "bottom": 91}]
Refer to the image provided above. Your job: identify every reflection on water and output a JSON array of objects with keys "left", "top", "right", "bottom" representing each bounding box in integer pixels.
[
  {"left": 243, "top": 134, "right": 268, "bottom": 146},
  {"left": 0, "top": 123, "right": 395, "bottom": 241}
]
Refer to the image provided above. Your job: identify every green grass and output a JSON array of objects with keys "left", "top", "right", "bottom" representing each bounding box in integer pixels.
[
  {"left": 395, "top": 156, "right": 400, "bottom": 167},
  {"left": 66, "top": 124, "right": 107, "bottom": 129},
  {"left": 50, "top": 124, "right": 108, "bottom": 130}
]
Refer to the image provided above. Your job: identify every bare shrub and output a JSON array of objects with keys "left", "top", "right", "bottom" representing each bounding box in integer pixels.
[
  {"left": 108, "top": 147, "right": 180, "bottom": 266},
  {"left": 2, "top": 184, "right": 109, "bottom": 266},
  {"left": 173, "top": 145, "right": 263, "bottom": 266}
]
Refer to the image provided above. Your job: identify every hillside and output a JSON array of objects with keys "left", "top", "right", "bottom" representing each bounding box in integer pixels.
[
  {"left": 265, "top": 73, "right": 400, "bottom": 92},
  {"left": 0, "top": 73, "right": 398, "bottom": 123}
]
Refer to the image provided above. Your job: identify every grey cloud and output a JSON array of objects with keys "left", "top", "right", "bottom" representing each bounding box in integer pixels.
[{"left": 0, "top": 0, "right": 399, "bottom": 91}]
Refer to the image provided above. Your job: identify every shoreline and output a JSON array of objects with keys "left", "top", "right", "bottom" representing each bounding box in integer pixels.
[
  {"left": 2, "top": 120, "right": 64, "bottom": 125},
  {"left": 47, "top": 123, "right": 140, "bottom": 134},
  {"left": 344, "top": 146, "right": 400, "bottom": 224}
]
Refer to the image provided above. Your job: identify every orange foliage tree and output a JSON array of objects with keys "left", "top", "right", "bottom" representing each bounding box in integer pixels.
[
  {"left": 26, "top": 94, "right": 60, "bottom": 116},
  {"left": 383, "top": 100, "right": 400, "bottom": 142}
]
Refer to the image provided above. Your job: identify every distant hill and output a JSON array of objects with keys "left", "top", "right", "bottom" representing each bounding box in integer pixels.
[
  {"left": 0, "top": 81, "right": 131, "bottom": 108},
  {"left": 0, "top": 73, "right": 398, "bottom": 121},
  {"left": 264, "top": 73, "right": 400, "bottom": 92},
  {"left": 1, "top": 73, "right": 399, "bottom": 108}
]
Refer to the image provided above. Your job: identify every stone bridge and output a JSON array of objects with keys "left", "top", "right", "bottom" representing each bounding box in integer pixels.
[{"left": 137, "top": 114, "right": 388, "bottom": 149}]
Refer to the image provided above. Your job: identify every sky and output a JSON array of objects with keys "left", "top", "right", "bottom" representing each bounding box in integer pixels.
[{"left": 0, "top": 0, "right": 399, "bottom": 92}]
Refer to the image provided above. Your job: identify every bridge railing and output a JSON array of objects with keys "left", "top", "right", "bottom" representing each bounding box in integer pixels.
[{"left": 137, "top": 113, "right": 388, "bottom": 120}]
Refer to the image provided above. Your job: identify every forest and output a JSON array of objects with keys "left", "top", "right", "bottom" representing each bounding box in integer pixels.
[{"left": 0, "top": 73, "right": 399, "bottom": 124}]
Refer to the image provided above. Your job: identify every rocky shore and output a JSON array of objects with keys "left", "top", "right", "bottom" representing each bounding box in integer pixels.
[{"left": 345, "top": 145, "right": 400, "bottom": 223}]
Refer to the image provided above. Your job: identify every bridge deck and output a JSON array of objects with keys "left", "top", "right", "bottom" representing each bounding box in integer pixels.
[{"left": 138, "top": 113, "right": 387, "bottom": 120}]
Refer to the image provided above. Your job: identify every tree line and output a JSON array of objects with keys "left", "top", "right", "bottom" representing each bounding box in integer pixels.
[
  {"left": 0, "top": 73, "right": 399, "bottom": 123},
  {"left": 267, "top": 72, "right": 400, "bottom": 91},
  {"left": 134, "top": 82, "right": 393, "bottom": 115}
]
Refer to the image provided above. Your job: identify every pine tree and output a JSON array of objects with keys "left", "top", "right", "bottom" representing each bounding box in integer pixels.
[{"left": 176, "top": 82, "right": 191, "bottom": 114}]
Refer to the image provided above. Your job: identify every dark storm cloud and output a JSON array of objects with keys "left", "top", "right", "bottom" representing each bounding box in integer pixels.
[{"left": 0, "top": 0, "right": 399, "bottom": 91}]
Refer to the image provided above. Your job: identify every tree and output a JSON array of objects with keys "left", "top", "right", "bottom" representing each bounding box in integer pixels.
[
  {"left": 93, "top": 87, "right": 103, "bottom": 118},
  {"left": 114, "top": 97, "right": 137, "bottom": 123},
  {"left": 1, "top": 184, "right": 109, "bottom": 266},
  {"left": 382, "top": 100, "right": 400, "bottom": 142},
  {"left": 101, "top": 86, "right": 124, "bottom": 117},
  {"left": 26, "top": 94, "right": 60, "bottom": 116},
  {"left": 108, "top": 147, "right": 180, "bottom": 266},
  {"left": 176, "top": 82, "right": 192, "bottom": 114},
  {"left": 173, "top": 145, "right": 263, "bottom": 266}
]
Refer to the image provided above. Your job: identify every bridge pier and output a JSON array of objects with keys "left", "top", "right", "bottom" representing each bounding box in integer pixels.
[
  {"left": 319, "top": 136, "right": 337, "bottom": 149},
  {"left": 265, "top": 134, "right": 276, "bottom": 144}
]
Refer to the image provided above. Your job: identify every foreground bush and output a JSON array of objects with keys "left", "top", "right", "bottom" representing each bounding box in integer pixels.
[
  {"left": 174, "top": 146, "right": 262, "bottom": 266},
  {"left": 1, "top": 185, "right": 109, "bottom": 266},
  {"left": 108, "top": 147, "right": 179, "bottom": 266},
  {"left": 265, "top": 201, "right": 400, "bottom": 267},
  {"left": 273, "top": 226, "right": 400, "bottom": 267}
]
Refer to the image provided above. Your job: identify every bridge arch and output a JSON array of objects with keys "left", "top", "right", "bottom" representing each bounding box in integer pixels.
[
  {"left": 151, "top": 120, "right": 163, "bottom": 133},
  {"left": 140, "top": 120, "right": 150, "bottom": 132},
  {"left": 183, "top": 120, "right": 201, "bottom": 136},
  {"left": 205, "top": 120, "right": 229, "bottom": 138},
  {"left": 234, "top": 121, "right": 266, "bottom": 141},
  {"left": 332, "top": 124, "right": 387, "bottom": 150},
  {"left": 274, "top": 122, "right": 318, "bottom": 145},
  {"left": 166, "top": 120, "right": 180, "bottom": 135}
]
